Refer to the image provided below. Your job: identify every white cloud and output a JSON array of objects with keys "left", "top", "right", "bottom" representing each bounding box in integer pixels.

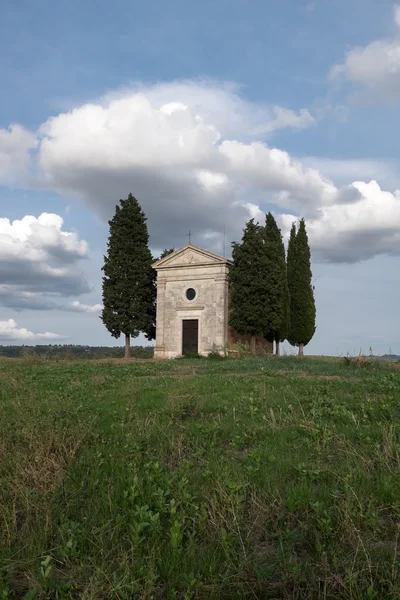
[
  {"left": 119, "top": 80, "right": 316, "bottom": 138},
  {"left": 0, "top": 318, "right": 62, "bottom": 341},
  {"left": 301, "top": 157, "right": 400, "bottom": 190},
  {"left": 30, "top": 83, "right": 324, "bottom": 253},
  {"left": 219, "top": 140, "right": 341, "bottom": 213},
  {"left": 0, "top": 80, "right": 398, "bottom": 265},
  {"left": 67, "top": 301, "right": 102, "bottom": 313},
  {"left": 31, "top": 81, "right": 400, "bottom": 262},
  {"left": 395, "top": 4, "right": 400, "bottom": 27},
  {"left": 0, "top": 213, "right": 90, "bottom": 309},
  {"left": 35, "top": 84, "right": 242, "bottom": 252},
  {"left": 196, "top": 170, "right": 229, "bottom": 191},
  {"left": 280, "top": 181, "right": 400, "bottom": 262},
  {"left": 251, "top": 106, "right": 315, "bottom": 136},
  {"left": 331, "top": 5, "right": 400, "bottom": 98},
  {"left": 0, "top": 213, "right": 88, "bottom": 262},
  {"left": 0, "top": 125, "right": 37, "bottom": 185}
]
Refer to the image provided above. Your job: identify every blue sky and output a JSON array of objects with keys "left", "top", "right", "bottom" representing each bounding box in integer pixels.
[{"left": 1, "top": 0, "right": 400, "bottom": 354}]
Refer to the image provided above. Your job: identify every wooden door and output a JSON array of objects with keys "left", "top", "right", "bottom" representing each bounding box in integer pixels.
[{"left": 182, "top": 319, "right": 198, "bottom": 355}]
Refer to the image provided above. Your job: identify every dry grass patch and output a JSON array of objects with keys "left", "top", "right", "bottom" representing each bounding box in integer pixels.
[
  {"left": 1, "top": 425, "right": 87, "bottom": 549},
  {"left": 91, "top": 375, "right": 110, "bottom": 384}
]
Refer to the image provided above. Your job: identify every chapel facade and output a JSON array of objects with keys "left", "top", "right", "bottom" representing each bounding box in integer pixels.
[{"left": 152, "top": 243, "right": 231, "bottom": 358}]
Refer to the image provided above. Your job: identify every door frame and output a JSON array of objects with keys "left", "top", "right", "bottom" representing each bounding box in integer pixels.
[{"left": 181, "top": 317, "right": 200, "bottom": 355}]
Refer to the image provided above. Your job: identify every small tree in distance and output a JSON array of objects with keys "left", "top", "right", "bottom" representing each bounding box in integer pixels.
[
  {"left": 287, "top": 219, "right": 316, "bottom": 356},
  {"left": 101, "top": 194, "right": 156, "bottom": 359}
]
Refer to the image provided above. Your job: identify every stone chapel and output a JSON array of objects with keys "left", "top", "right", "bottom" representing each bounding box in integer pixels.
[{"left": 152, "top": 243, "right": 231, "bottom": 358}]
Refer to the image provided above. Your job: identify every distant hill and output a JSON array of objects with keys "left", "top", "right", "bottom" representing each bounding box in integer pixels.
[
  {"left": 371, "top": 354, "right": 400, "bottom": 362},
  {"left": 0, "top": 344, "right": 154, "bottom": 359}
]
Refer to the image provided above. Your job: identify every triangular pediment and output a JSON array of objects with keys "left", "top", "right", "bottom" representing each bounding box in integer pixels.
[{"left": 153, "top": 244, "right": 230, "bottom": 269}]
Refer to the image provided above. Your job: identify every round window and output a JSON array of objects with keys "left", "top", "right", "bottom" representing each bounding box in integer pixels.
[{"left": 186, "top": 288, "right": 196, "bottom": 301}]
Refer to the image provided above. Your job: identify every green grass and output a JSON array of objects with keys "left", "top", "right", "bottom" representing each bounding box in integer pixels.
[{"left": 0, "top": 356, "right": 399, "bottom": 599}]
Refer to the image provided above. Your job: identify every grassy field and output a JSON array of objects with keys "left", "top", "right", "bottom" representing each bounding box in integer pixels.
[{"left": 1, "top": 355, "right": 399, "bottom": 599}]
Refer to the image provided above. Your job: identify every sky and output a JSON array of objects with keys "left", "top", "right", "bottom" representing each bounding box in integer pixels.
[{"left": 1, "top": 0, "right": 400, "bottom": 355}]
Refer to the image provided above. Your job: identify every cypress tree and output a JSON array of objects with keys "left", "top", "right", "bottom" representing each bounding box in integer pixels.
[
  {"left": 287, "top": 219, "right": 316, "bottom": 356},
  {"left": 159, "top": 248, "right": 175, "bottom": 259},
  {"left": 229, "top": 219, "right": 266, "bottom": 353},
  {"left": 101, "top": 194, "right": 156, "bottom": 359},
  {"left": 262, "top": 213, "right": 290, "bottom": 355}
]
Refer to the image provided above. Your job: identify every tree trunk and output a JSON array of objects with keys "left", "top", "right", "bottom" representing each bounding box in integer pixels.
[
  {"left": 250, "top": 335, "right": 256, "bottom": 354},
  {"left": 298, "top": 342, "right": 304, "bottom": 357},
  {"left": 265, "top": 339, "right": 273, "bottom": 354},
  {"left": 275, "top": 340, "right": 280, "bottom": 356},
  {"left": 125, "top": 333, "right": 131, "bottom": 359}
]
